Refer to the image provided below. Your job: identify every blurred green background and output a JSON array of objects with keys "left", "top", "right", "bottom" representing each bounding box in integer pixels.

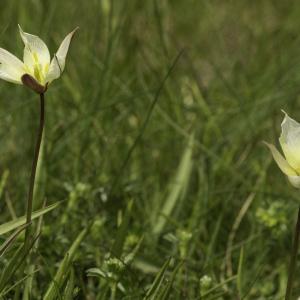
[{"left": 1, "top": 0, "right": 300, "bottom": 299}]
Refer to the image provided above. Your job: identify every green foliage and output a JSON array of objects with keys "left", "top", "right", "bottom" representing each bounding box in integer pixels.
[
  {"left": 256, "top": 202, "right": 288, "bottom": 237},
  {"left": 0, "top": 202, "right": 60, "bottom": 235},
  {"left": 0, "top": 0, "right": 299, "bottom": 298}
]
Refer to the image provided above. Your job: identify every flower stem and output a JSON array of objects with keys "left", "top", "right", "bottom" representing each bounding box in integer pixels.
[
  {"left": 24, "top": 93, "right": 45, "bottom": 246},
  {"left": 285, "top": 205, "right": 300, "bottom": 300}
]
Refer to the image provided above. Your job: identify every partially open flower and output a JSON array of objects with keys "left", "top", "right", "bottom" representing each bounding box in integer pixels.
[
  {"left": 0, "top": 25, "right": 78, "bottom": 93},
  {"left": 265, "top": 111, "right": 300, "bottom": 188}
]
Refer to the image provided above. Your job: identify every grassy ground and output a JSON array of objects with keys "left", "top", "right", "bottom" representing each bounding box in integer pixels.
[{"left": 0, "top": 0, "right": 300, "bottom": 299}]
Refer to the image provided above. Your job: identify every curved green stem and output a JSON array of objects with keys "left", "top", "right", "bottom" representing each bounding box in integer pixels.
[
  {"left": 285, "top": 205, "right": 300, "bottom": 300},
  {"left": 24, "top": 93, "right": 45, "bottom": 246}
]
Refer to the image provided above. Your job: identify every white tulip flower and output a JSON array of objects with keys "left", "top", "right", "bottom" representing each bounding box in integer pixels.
[
  {"left": 265, "top": 111, "right": 300, "bottom": 188},
  {"left": 0, "top": 25, "right": 78, "bottom": 94}
]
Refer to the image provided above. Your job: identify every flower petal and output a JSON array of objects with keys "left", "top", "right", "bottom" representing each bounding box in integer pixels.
[
  {"left": 18, "top": 24, "right": 50, "bottom": 70},
  {"left": 21, "top": 74, "right": 47, "bottom": 94},
  {"left": 279, "top": 111, "right": 300, "bottom": 171},
  {"left": 288, "top": 176, "right": 300, "bottom": 188},
  {"left": 0, "top": 48, "right": 24, "bottom": 84},
  {"left": 263, "top": 142, "right": 297, "bottom": 176},
  {"left": 45, "top": 27, "right": 78, "bottom": 83}
]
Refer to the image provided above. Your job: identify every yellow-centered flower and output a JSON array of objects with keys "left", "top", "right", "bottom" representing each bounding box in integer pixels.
[
  {"left": 265, "top": 111, "right": 300, "bottom": 188},
  {"left": 0, "top": 25, "right": 78, "bottom": 93}
]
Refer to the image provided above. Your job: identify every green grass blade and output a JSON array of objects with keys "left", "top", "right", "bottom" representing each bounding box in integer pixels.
[
  {"left": 0, "top": 223, "right": 28, "bottom": 257},
  {"left": 205, "top": 213, "right": 224, "bottom": 266},
  {"left": 62, "top": 267, "right": 75, "bottom": 300},
  {"left": 0, "top": 269, "right": 39, "bottom": 298},
  {"left": 0, "top": 202, "right": 60, "bottom": 236},
  {"left": 237, "top": 246, "right": 244, "bottom": 298},
  {"left": 111, "top": 200, "right": 133, "bottom": 258},
  {"left": 0, "top": 244, "right": 24, "bottom": 292},
  {"left": 33, "top": 136, "right": 46, "bottom": 209},
  {"left": 43, "top": 227, "right": 88, "bottom": 300},
  {"left": 157, "top": 262, "right": 182, "bottom": 300},
  {"left": 109, "top": 51, "right": 184, "bottom": 193},
  {"left": 0, "top": 235, "right": 38, "bottom": 293},
  {"left": 23, "top": 202, "right": 46, "bottom": 300},
  {"left": 0, "top": 170, "right": 9, "bottom": 200},
  {"left": 124, "top": 236, "right": 144, "bottom": 265},
  {"left": 143, "top": 257, "right": 171, "bottom": 300},
  {"left": 200, "top": 276, "right": 237, "bottom": 298},
  {"left": 153, "top": 134, "right": 194, "bottom": 235}
]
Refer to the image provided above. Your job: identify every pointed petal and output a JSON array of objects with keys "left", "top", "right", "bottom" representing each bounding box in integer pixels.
[
  {"left": 279, "top": 111, "right": 300, "bottom": 171},
  {"left": 288, "top": 176, "right": 300, "bottom": 188},
  {"left": 18, "top": 25, "right": 50, "bottom": 69},
  {"left": 263, "top": 142, "right": 297, "bottom": 176},
  {"left": 45, "top": 27, "right": 78, "bottom": 83},
  {"left": 0, "top": 48, "right": 24, "bottom": 84}
]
